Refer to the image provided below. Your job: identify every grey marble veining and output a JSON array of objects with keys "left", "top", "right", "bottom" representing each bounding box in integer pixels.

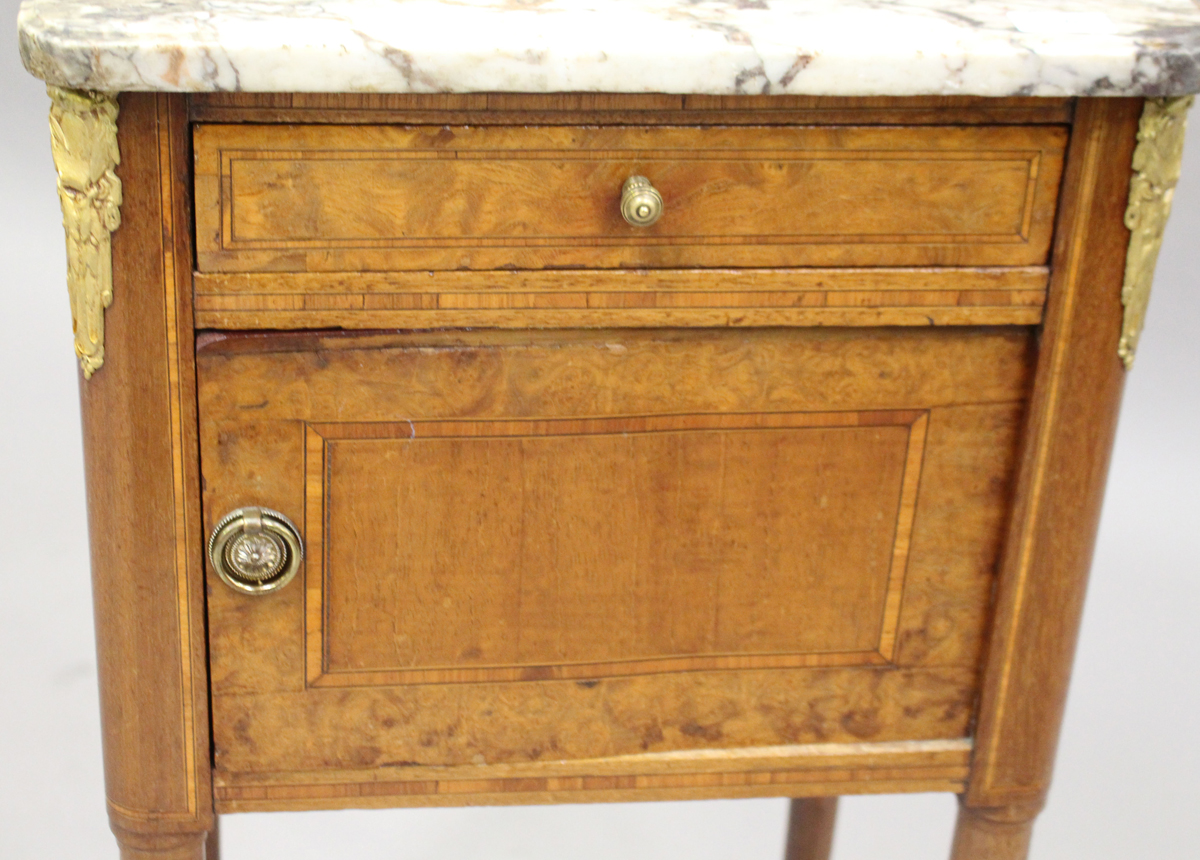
[{"left": 17, "top": 0, "right": 1200, "bottom": 96}]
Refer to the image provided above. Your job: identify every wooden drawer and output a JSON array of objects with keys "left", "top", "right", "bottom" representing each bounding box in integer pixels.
[
  {"left": 198, "top": 326, "right": 1033, "bottom": 808},
  {"left": 194, "top": 123, "right": 1066, "bottom": 274}
]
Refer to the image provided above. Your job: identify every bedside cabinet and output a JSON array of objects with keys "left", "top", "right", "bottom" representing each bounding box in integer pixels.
[{"left": 52, "top": 92, "right": 1180, "bottom": 860}]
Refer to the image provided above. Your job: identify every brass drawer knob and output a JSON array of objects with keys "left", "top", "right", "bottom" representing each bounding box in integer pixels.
[
  {"left": 208, "top": 506, "right": 303, "bottom": 595},
  {"left": 621, "top": 175, "right": 664, "bottom": 227}
]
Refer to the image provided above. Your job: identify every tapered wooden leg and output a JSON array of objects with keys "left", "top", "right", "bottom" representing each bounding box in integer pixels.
[
  {"left": 112, "top": 826, "right": 208, "bottom": 860},
  {"left": 962, "top": 99, "right": 1139, "bottom": 835},
  {"left": 784, "top": 797, "right": 838, "bottom": 860},
  {"left": 75, "top": 94, "right": 213, "bottom": 860},
  {"left": 204, "top": 816, "right": 220, "bottom": 860},
  {"left": 950, "top": 803, "right": 1038, "bottom": 860}
]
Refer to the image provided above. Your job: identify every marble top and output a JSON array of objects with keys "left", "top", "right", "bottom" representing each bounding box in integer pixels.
[{"left": 17, "top": 0, "right": 1200, "bottom": 97}]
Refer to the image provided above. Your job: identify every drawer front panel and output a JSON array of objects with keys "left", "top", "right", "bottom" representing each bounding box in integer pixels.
[
  {"left": 199, "top": 327, "right": 1032, "bottom": 789},
  {"left": 194, "top": 124, "right": 1066, "bottom": 272}
]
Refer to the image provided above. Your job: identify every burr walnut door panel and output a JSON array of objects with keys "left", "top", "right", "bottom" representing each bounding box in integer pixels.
[
  {"left": 194, "top": 123, "right": 1066, "bottom": 272},
  {"left": 198, "top": 327, "right": 1034, "bottom": 781}
]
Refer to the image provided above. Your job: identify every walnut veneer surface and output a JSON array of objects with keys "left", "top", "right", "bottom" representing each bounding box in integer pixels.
[
  {"left": 65, "top": 93, "right": 1145, "bottom": 860},
  {"left": 194, "top": 123, "right": 1065, "bottom": 272}
]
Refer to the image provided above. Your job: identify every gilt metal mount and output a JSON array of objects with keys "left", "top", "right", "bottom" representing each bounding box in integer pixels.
[
  {"left": 48, "top": 86, "right": 122, "bottom": 378},
  {"left": 1120, "top": 96, "right": 1192, "bottom": 369}
]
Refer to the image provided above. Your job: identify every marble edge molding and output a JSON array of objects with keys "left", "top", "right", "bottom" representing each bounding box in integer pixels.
[
  {"left": 48, "top": 86, "right": 121, "bottom": 379},
  {"left": 15, "top": 0, "right": 1200, "bottom": 97},
  {"left": 1120, "top": 95, "right": 1193, "bottom": 369}
]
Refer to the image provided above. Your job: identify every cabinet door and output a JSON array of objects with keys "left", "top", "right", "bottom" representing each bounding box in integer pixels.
[{"left": 198, "top": 327, "right": 1033, "bottom": 805}]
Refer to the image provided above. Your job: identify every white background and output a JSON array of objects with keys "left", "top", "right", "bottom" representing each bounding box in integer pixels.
[{"left": 1, "top": 4, "right": 1197, "bottom": 857}]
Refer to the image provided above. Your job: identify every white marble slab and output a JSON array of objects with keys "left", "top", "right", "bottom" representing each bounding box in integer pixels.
[{"left": 17, "top": 0, "right": 1200, "bottom": 96}]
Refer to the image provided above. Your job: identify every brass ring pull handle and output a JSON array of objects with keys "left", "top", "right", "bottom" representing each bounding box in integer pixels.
[
  {"left": 208, "top": 506, "right": 304, "bottom": 595},
  {"left": 620, "top": 175, "right": 664, "bottom": 227}
]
